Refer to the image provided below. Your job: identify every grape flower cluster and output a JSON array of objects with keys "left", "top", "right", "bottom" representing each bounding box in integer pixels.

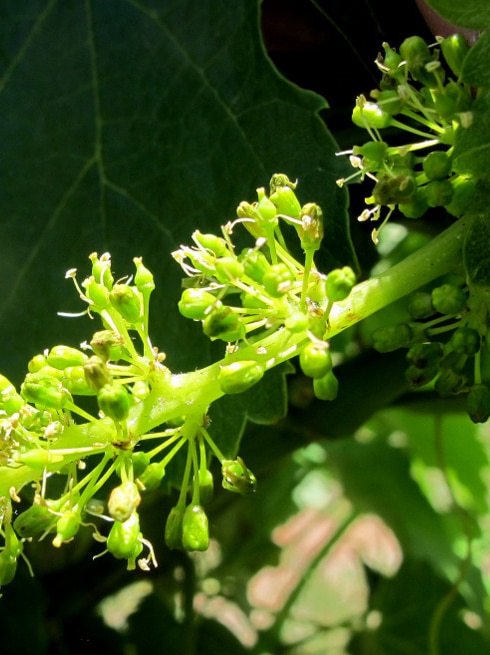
[
  {"left": 0, "top": 175, "right": 356, "bottom": 589},
  {"left": 338, "top": 34, "right": 475, "bottom": 243}
]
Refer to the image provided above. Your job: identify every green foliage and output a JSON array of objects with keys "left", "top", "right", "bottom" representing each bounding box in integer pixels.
[{"left": 2, "top": 1, "right": 490, "bottom": 654}]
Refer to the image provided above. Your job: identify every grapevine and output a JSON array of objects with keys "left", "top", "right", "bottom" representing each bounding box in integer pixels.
[{"left": 0, "top": 27, "right": 489, "bottom": 635}]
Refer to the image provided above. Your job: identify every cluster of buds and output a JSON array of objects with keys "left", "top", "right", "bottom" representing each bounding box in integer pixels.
[
  {"left": 5, "top": 188, "right": 351, "bottom": 586},
  {"left": 338, "top": 34, "right": 475, "bottom": 243},
  {"left": 372, "top": 270, "right": 490, "bottom": 423},
  {"left": 173, "top": 174, "right": 356, "bottom": 398}
]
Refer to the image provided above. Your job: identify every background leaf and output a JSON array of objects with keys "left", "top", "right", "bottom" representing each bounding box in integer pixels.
[{"left": 426, "top": 0, "right": 490, "bottom": 30}]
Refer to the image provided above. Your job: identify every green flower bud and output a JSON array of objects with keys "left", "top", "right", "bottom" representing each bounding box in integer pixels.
[
  {"left": 431, "top": 284, "right": 467, "bottom": 315},
  {"left": 21, "top": 372, "right": 69, "bottom": 410},
  {"left": 407, "top": 291, "right": 435, "bottom": 319},
  {"left": 90, "top": 330, "right": 125, "bottom": 362},
  {"left": 109, "top": 284, "right": 142, "bottom": 323},
  {"left": 441, "top": 33, "right": 469, "bottom": 77},
  {"left": 397, "top": 188, "right": 429, "bottom": 219},
  {"left": 450, "top": 327, "right": 480, "bottom": 356},
  {"left": 406, "top": 342, "right": 444, "bottom": 369},
  {"left": 133, "top": 256, "right": 155, "bottom": 295},
  {"left": 239, "top": 248, "right": 271, "bottom": 284},
  {"left": 326, "top": 267, "right": 356, "bottom": 302},
  {"left": 46, "top": 345, "right": 88, "bottom": 370},
  {"left": 285, "top": 311, "right": 308, "bottom": 333},
  {"left": 97, "top": 384, "right": 131, "bottom": 422},
  {"left": 14, "top": 503, "right": 58, "bottom": 539},
  {"left": 377, "top": 43, "right": 404, "bottom": 80},
  {"left": 108, "top": 481, "right": 141, "bottom": 522},
  {"left": 434, "top": 90, "right": 458, "bottom": 121},
  {"left": 352, "top": 99, "right": 393, "bottom": 129},
  {"left": 84, "top": 355, "right": 113, "bottom": 391},
  {"left": 466, "top": 384, "right": 490, "bottom": 423},
  {"left": 405, "top": 364, "right": 439, "bottom": 387},
  {"left": 422, "top": 151, "right": 452, "bottom": 181},
  {"left": 313, "top": 370, "right": 339, "bottom": 401},
  {"left": 182, "top": 504, "right": 209, "bottom": 552},
  {"left": 178, "top": 288, "right": 220, "bottom": 320},
  {"left": 299, "top": 342, "right": 332, "bottom": 379},
  {"left": 198, "top": 469, "right": 214, "bottom": 505},
  {"left": 138, "top": 461, "right": 166, "bottom": 491},
  {"left": 435, "top": 368, "right": 467, "bottom": 396},
  {"left": 218, "top": 361, "right": 264, "bottom": 394},
  {"left": 399, "top": 36, "right": 441, "bottom": 87},
  {"left": 0, "top": 376, "right": 25, "bottom": 415},
  {"left": 374, "top": 89, "right": 404, "bottom": 115},
  {"left": 215, "top": 256, "right": 245, "bottom": 284},
  {"left": 52, "top": 510, "right": 81, "bottom": 547},
  {"left": 222, "top": 457, "right": 257, "bottom": 494},
  {"left": 28, "top": 354, "right": 47, "bottom": 373},
  {"left": 263, "top": 263, "right": 294, "bottom": 297},
  {"left": 82, "top": 276, "right": 111, "bottom": 309},
  {"left": 131, "top": 452, "right": 151, "bottom": 479},
  {"left": 89, "top": 251, "right": 114, "bottom": 289},
  {"left": 372, "top": 323, "right": 422, "bottom": 353},
  {"left": 373, "top": 174, "right": 416, "bottom": 206},
  {"left": 106, "top": 512, "right": 140, "bottom": 560},
  {"left": 269, "top": 185, "right": 301, "bottom": 220},
  {"left": 425, "top": 179, "right": 454, "bottom": 207},
  {"left": 165, "top": 505, "right": 184, "bottom": 550},
  {"left": 236, "top": 201, "right": 260, "bottom": 221},
  {"left": 63, "top": 366, "right": 96, "bottom": 396},
  {"left": 298, "top": 203, "right": 324, "bottom": 252},
  {"left": 192, "top": 231, "right": 229, "bottom": 257},
  {"left": 203, "top": 306, "right": 246, "bottom": 342},
  {"left": 128, "top": 380, "right": 148, "bottom": 403},
  {"left": 256, "top": 187, "right": 278, "bottom": 226},
  {"left": 353, "top": 140, "right": 388, "bottom": 172},
  {"left": 269, "top": 173, "right": 297, "bottom": 194}
]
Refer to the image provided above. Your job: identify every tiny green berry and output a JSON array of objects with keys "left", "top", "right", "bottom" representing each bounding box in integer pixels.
[
  {"left": 106, "top": 512, "right": 141, "bottom": 560},
  {"left": 97, "top": 383, "right": 131, "bottom": 422},
  {"left": 182, "top": 504, "right": 209, "bottom": 552},
  {"left": 299, "top": 342, "right": 332, "bottom": 379}
]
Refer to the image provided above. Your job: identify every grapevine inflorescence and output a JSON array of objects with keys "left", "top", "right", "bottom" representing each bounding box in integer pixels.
[
  {"left": 0, "top": 175, "right": 356, "bottom": 588},
  {"left": 338, "top": 33, "right": 475, "bottom": 243}
]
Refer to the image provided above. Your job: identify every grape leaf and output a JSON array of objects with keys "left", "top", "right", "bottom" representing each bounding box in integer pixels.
[
  {"left": 461, "top": 30, "right": 490, "bottom": 86},
  {"left": 0, "top": 0, "right": 351, "bottom": 390},
  {"left": 453, "top": 90, "right": 490, "bottom": 178},
  {"left": 426, "top": 0, "right": 490, "bottom": 29},
  {"left": 463, "top": 213, "right": 490, "bottom": 287}
]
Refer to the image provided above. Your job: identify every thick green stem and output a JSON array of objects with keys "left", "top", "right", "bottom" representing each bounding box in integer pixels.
[{"left": 327, "top": 214, "right": 471, "bottom": 336}]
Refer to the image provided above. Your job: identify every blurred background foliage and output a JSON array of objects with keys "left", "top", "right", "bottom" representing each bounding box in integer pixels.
[{"left": 1, "top": 1, "right": 490, "bottom": 654}]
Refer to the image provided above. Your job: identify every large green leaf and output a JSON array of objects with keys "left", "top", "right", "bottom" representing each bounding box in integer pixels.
[
  {"left": 426, "top": 0, "right": 490, "bottom": 29},
  {"left": 0, "top": 0, "right": 351, "bottom": 387}
]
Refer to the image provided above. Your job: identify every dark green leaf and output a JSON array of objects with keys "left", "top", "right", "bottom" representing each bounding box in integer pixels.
[
  {"left": 453, "top": 90, "right": 490, "bottom": 177},
  {"left": 462, "top": 30, "right": 490, "bottom": 86},
  {"left": 426, "top": 0, "right": 490, "bottom": 29}
]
